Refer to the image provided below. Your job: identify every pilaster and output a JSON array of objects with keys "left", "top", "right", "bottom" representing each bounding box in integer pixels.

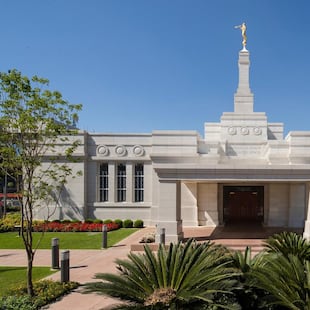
[
  {"left": 155, "top": 180, "right": 183, "bottom": 243},
  {"left": 303, "top": 183, "right": 310, "bottom": 239}
]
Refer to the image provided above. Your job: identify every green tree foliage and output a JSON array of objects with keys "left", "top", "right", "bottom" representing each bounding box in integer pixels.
[
  {"left": 84, "top": 239, "right": 239, "bottom": 309},
  {"left": 0, "top": 69, "right": 82, "bottom": 296}
]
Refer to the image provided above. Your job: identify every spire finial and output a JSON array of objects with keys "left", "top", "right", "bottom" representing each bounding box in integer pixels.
[{"left": 234, "top": 22, "right": 247, "bottom": 51}]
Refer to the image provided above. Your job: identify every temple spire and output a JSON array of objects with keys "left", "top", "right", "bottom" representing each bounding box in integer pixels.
[{"left": 234, "top": 22, "right": 254, "bottom": 113}]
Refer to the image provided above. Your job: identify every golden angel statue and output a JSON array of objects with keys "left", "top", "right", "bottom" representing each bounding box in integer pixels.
[{"left": 234, "top": 22, "right": 247, "bottom": 49}]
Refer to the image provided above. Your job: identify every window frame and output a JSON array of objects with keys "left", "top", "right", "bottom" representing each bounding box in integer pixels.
[
  {"left": 116, "top": 163, "right": 126, "bottom": 202},
  {"left": 134, "top": 163, "right": 144, "bottom": 202},
  {"left": 98, "top": 163, "right": 109, "bottom": 202}
]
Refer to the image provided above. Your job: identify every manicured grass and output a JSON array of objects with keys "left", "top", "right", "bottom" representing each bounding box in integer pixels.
[
  {"left": 0, "top": 228, "right": 139, "bottom": 249},
  {"left": 0, "top": 266, "right": 56, "bottom": 297}
]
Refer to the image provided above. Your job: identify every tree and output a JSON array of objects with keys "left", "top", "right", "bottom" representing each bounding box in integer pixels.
[
  {"left": 0, "top": 69, "right": 82, "bottom": 296},
  {"left": 84, "top": 239, "right": 240, "bottom": 309}
]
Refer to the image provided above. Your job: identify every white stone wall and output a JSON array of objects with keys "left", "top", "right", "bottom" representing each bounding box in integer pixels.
[
  {"left": 268, "top": 184, "right": 289, "bottom": 226},
  {"left": 197, "top": 183, "right": 218, "bottom": 226},
  {"left": 288, "top": 184, "right": 306, "bottom": 227},
  {"left": 35, "top": 161, "right": 86, "bottom": 221},
  {"left": 181, "top": 183, "right": 198, "bottom": 226}
]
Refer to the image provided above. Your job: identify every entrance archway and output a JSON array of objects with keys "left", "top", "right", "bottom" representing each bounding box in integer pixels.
[{"left": 223, "top": 186, "right": 264, "bottom": 224}]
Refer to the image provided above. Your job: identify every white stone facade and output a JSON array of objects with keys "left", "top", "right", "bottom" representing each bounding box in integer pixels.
[{"left": 39, "top": 49, "right": 310, "bottom": 242}]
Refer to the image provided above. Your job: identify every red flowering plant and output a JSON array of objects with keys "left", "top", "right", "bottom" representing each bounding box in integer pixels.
[{"left": 33, "top": 221, "right": 119, "bottom": 232}]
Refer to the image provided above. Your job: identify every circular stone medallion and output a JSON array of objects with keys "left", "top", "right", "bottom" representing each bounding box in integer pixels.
[
  {"left": 97, "top": 145, "right": 109, "bottom": 156},
  {"left": 241, "top": 127, "right": 249, "bottom": 135},
  {"left": 133, "top": 145, "right": 145, "bottom": 157},
  {"left": 115, "top": 145, "right": 127, "bottom": 157}
]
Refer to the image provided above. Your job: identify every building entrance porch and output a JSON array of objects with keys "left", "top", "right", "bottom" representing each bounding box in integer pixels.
[{"left": 223, "top": 186, "right": 264, "bottom": 225}]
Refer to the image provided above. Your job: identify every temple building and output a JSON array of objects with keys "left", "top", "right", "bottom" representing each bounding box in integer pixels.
[{"left": 38, "top": 41, "right": 310, "bottom": 243}]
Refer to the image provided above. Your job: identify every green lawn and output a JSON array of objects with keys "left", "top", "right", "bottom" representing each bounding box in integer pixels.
[
  {"left": 0, "top": 228, "right": 139, "bottom": 249},
  {"left": 0, "top": 266, "right": 56, "bottom": 297}
]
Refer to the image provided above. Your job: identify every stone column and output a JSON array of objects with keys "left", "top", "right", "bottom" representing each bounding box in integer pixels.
[
  {"left": 234, "top": 50, "right": 254, "bottom": 113},
  {"left": 303, "top": 184, "right": 310, "bottom": 239},
  {"left": 155, "top": 180, "right": 183, "bottom": 243}
]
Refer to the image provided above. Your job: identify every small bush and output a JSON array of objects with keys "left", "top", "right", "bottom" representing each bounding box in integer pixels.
[
  {"left": 52, "top": 219, "right": 61, "bottom": 223},
  {"left": 84, "top": 218, "right": 94, "bottom": 223},
  {"left": 71, "top": 219, "right": 81, "bottom": 223},
  {"left": 5, "top": 280, "right": 79, "bottom": 309},
  {"left": 61, "top": 220, "right": 71, "bottom": 224},
  {"left": 0, "top": 295, "right": 36, "bottom": 310},
  {"left": 134, "top": 219, "right": 144, "bottom": 228},
  {"left": 103, "top": 219, "right": 113, "bottom": 224},
  {"left": 140, "top": 233, "right": 155, "bottom": 243},
  {"left": 93, "top": 219, "right": 103, "bottom": 224},
  {"left": 0, "top": 212, "right": 21, "bottom": 232},
  {"left": 123, "top": 219, "right": 133, "bottom": 228},
  {"left": 114, "top": 219, "right": 123, "bottom": 228}
]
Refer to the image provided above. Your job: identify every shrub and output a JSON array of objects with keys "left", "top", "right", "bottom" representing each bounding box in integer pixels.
[
  {"left": 0, "top": 295, "right": 36, "bottom": 310},
  {"left": 0, "top": 212, "right": 21, "bottom": 232},
  {"left": 140, "top": 233, "right": 155, "bottom": 243},
  {"left": 84, "top": 218, "right": 94, "bottom": 223},
  {"left": 32, "top": 221, "right": 119, "bottom": 232},
  {"left": 103, "top": 219, "right": 113, "bottom": 224},
  {"left": 93, "top": 219, "right": 103, "bottom": 224},
  {"left": 71, "top": 219, "right": 81, "bottom": 223},
  {"left": 52, "top": 219, "right": 61, "bottom": 223},
  {"left": 5, "top": 280, "right": 79, "bottom": 309},
  {"left": 134, "top": 219, "right": 144, "bottom": 228},
  {"left": 114, "top": 219, "right": 123, "bottom": 228},
  {"left": 61, "top": 219, "right": 71, "bottom": 224},
  {"left": 123, "top": 219, "right": 133, "bottom": 228}
]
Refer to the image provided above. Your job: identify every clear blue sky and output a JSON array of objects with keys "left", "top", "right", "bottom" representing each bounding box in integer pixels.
[{"left": 1, "top": 0, "right": 309, "bottom": 136}]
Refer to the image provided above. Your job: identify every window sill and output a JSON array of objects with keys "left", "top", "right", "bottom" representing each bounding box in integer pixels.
[{"left": 91, "top": 202, "right": 151, "bottom": 208}]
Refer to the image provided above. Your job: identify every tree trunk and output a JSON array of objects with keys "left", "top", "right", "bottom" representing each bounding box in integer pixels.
[{"left": 26, "top": 250, "right": 34, "bottom": 297}]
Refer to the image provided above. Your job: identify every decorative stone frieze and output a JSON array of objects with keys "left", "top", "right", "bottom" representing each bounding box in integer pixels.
[{"left": 227, "top": 126, "right": 262, "bottom": 136}]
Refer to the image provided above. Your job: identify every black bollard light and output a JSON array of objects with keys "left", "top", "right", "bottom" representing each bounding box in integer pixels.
[
  {"left": 102, "top": 225, "right": 108, "bottom": 249},
  {"left": 51, "top": 238, "right": 59, "bottom": 270},
  {"left": 160, "top": 228, "right": 166, "bottom": 245},
  {"left": 61, "top": 250, "right": 70, "bottom": 283}
]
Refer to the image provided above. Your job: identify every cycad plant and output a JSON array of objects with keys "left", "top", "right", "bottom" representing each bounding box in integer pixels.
[
  {"left": 249, "top": 253, "right": 310, "bottom": 310},
  {"left": 244, "top": 232, "right": 310, "bottom": 309},
  {"left": 230, "top": 247, "right": 272, "bottom": 310},
  {"left": 83, "top": 239, "right": 239, "bottom": 309},
  {"left": 264, "top": 231, "right": 310, "bottom": 261}
]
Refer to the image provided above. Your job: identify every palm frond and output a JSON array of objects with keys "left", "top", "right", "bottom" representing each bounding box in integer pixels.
[
  {"left": 249, "top": 253, "right": 310, "bottom": 309},
  {"left": 83, "top": 239, "right": 239, "bottom": 308},
  {"left": 264, "top": 231, "right": 310, "bottom": 261}
]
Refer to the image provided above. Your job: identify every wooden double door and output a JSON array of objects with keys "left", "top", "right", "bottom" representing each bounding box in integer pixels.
[{"left": 223, "top": 186, "right": 264, "bottom": 223}]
